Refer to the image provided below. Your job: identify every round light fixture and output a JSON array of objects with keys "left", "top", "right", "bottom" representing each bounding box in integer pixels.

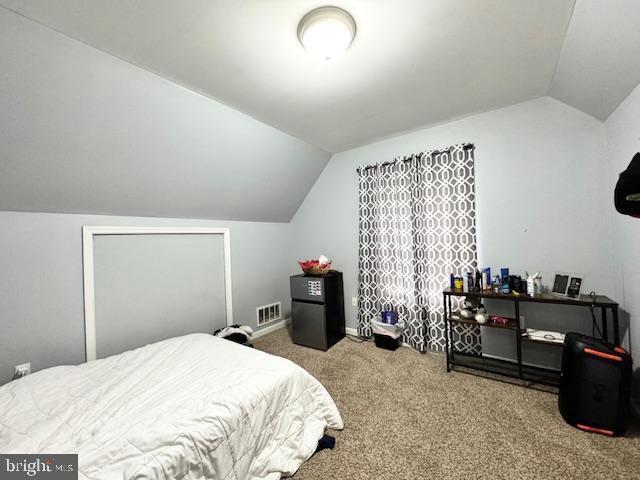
[{"left": 297, "top": 6, "right": 356, "bottom": 61}]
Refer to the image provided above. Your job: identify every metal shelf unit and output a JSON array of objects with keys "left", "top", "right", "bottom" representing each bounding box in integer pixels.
[{"left": 442, "top": 289, "right": 619, "bottom": 389}]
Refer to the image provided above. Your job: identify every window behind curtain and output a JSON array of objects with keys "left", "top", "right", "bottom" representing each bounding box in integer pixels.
[{"left": 357, "top": 144, "right": 480, "bottom": 353}]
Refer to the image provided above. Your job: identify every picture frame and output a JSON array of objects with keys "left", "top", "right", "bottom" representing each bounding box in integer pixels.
[{"left": 551, "top": 272, "right": 584, "bottom": 299}]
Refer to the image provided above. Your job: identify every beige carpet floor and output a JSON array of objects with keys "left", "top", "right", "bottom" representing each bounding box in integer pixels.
[{"left": 254, "top": 328, "right": 640, "bottom": 480}]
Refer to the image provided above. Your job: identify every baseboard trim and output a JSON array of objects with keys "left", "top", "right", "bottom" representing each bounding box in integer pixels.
[
  {"left": 482, "top": 352, "right": 557, "bottom": 372},
  {"left": 345, "top": 326, "right": 415, "bottom": 349},
  {"left": 253, "top": 318, "right": 290, "bottom": 339},
  {"left": 263, "top": 324, "right": 419, "bottom": 350}
]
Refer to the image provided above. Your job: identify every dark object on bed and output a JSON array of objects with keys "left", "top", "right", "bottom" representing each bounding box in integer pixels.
[
  {"left": 614, "top": 152, "right": 640, "bottom": 218},
  {"left": 558, "top": 332, "right": 632, "bottom": 436}
]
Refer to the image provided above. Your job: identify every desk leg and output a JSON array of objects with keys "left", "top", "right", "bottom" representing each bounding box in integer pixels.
[
  {"left": 444, "top": 294, "right": 450, "bottom": 372},
  {"left": 448, "top": 295, "right": 454, "bottom": 366},
  {"left": 612, "top": 306, "right": 620, "bottom": 346},
  {"left": 515, "top": 301, "right": 523, "bottom": 379},
  {"left": 601, "top": 307, "right": 609, "bottom": 343}
]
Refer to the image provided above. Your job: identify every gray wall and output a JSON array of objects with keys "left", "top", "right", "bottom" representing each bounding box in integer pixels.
[
  {"left": 0, "top": 7, "right": 317, "bottom": 385},
  {"left": 0, "top": 211, "right": 294, "bottom": 385},
  {"left": 603, "top": 81, "right": 640, "bottom": 406},
  {"left": 0, "top": 7, "right": 330, "bottom": 223},
  {"left": 94, "top": 234, "right": 226, "bottom": 358},
  {"left": 290, "top": 97, "right": 622, "bottom": 368}
]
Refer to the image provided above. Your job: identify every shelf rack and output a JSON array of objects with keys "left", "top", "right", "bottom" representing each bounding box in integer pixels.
[{"left": 443, "top": 289, "right": 619, "bottom": 388}]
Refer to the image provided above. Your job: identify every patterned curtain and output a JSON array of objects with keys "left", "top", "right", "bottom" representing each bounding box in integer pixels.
[{"left": 357, "top": 144, "right": 480, "bottom": 353}]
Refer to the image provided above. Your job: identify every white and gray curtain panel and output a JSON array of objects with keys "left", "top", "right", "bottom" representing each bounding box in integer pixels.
[{"left": 357, "top": 143, "right": 480, "bottom": 353}]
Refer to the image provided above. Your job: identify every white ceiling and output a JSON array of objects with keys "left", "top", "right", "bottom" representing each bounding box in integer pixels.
[
  {"left": 1, "top": 0, "right": 639, "bottom": 153},
  {"left": 549, "top": 0, "right": 640, "bottom": 121},
  {"left": 1, "top": 0, "right": 576, "bottom": 153}
]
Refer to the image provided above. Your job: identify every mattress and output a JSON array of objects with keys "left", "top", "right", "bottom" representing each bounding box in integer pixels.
[{"left": 0, "top": 334, "right": 343, "bottom": 479}]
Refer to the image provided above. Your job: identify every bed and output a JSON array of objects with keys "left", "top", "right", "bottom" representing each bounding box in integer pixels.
[{"left": 0, "top": 334, "right": 343, "bottom": 479}]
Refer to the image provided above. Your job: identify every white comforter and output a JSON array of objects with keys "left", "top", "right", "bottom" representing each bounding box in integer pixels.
[{"left": 0, "top": 334, "right": 343, "bottom": 479}]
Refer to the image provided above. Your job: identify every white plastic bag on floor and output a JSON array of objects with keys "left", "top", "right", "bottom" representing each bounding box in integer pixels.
[{"left": 371, "top": 317, "right": 404, "bottom": 339}]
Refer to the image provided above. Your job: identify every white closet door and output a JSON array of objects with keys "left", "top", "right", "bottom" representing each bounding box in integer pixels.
[{"left": 93, "top": 234, "right": 226, "bottom": 358}]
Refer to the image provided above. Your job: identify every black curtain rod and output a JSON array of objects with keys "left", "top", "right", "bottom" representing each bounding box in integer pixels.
[{"left": 356, "top": 143, "right": 474, "bottom": 173}]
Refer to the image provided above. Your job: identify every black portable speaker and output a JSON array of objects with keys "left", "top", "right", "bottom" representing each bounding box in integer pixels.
[{"left": 558, "top": 332, "right": 632, "bottom": 436}]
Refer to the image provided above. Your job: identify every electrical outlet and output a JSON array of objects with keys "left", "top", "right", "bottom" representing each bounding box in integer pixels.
[
  {"left": 352, "top": 296, "right": 358, "bottom": 307},
  {"left": 14, "top": 363, "right": 30, "bottom": 378}
]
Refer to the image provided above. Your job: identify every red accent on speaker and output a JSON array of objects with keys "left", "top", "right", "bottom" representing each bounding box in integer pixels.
[
  {"left": 583, "top": 347, "right": 623, "bottom": 362},
  {"left": 576, "top": 424, "right": 614, "bottom": 437}
]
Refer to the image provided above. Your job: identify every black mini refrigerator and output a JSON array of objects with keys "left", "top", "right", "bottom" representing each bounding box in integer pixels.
[{"left": 290, "top": 271, "right": 345, "bottom": 350}]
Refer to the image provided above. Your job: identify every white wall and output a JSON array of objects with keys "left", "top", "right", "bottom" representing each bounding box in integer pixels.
[
  {"left": 291, "top": 97, "right": 618, "bottom": 364},
  {"left": 604, "top": 82, "right": 640, "bottom": 403},
  {"left": 0, "top": 211, "right": 294, "bottom": 385},
  {"left": 0, "top": 7, "right": 329, "bottom": 222}
]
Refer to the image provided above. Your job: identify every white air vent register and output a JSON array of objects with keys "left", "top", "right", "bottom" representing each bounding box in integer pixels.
[{"left": 257, "top": 302, "right": 281, "bottom": 326}]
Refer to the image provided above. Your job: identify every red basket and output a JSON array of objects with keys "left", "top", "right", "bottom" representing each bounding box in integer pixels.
[{"left": 298, "top": 259, "right": 332, "bottom": 276}]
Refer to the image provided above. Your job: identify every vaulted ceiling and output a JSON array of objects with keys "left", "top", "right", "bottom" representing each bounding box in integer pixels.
[
  {"left": 1, "top": 1, "right": 639, "bottom": 222},
  {"left": 0, "top": 7, "right": 330, "bottom": 222},
  {"left": 548, "top": 0, "right": 640, "bottom": 122},
  {"left": 3, "top": 0, "right": 638, "bottom": 154}
]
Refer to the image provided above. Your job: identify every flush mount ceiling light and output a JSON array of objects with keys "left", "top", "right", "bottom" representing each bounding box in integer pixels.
[{"left": 297, "top": 6, "right": 356, "bottom": 61}]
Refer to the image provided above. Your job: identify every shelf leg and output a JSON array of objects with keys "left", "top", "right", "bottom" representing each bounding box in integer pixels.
[
  {"left": 448, "top": 294, "right": 454, "bottom": 366},
  {"left": 515, "top": 300, "right": 523, "bottom": 379},
  {"left": 612, "top": 306, "right": 620, "bottom": 346},
  {"left": 444, "top": 294, "right": 450, "bottom": 372},
  {"left": 601, "top": 307, "right": 608, "bottom": 343}
]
